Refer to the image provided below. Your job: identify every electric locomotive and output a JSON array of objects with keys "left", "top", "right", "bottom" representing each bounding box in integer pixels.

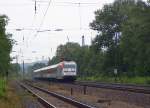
[{"left": 33, "top": 61, "right": 77, "bottom": 81}]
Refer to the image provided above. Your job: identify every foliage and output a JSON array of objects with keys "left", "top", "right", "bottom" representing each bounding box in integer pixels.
[
  {"left": 49, "top": 0, "right": 150, "bottom": 84},
  {"left": 0, "top": 78, "right": 6, "bottom": 98},
  {"left": 120, "top": 1, "right": 150, "bottom": 76},
  {"left": 0, "top": 15, "right": 13, "bottom": 77},
  {"left": 48, "top": 42, "right": 104, "bottom": 77},
  {"left": 77, "top": 76, "right": 150, "bottom": 85},
  {"left": 0, "top": 81, "right": 23, "bottom": 107},
  {"left": 8, "top": 63, "right": 21, "bottom": 77},
  {"left": 27, "top": 63, "right": 46, "bottom": 78},
  {"left": 90, "top": 0, "right": 150, "bottom": 77},
  {"left": 49, "top": 42, "right": 81, "bottom": 75}
]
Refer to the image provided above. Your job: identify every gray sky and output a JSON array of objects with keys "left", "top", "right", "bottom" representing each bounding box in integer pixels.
[{"left": 0, "top": 0, "right": 114, "bottom": 63}]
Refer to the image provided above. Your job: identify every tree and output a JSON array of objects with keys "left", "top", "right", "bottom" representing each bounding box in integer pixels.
[
  {"left": 0, "top": 15, "right": 13, "bottom": 77},
  {"left": 9, "top": 63, "right": 21, "bottom": 77},
  {"left": 120, "top": 1, "right": 150, "bottom": 76},
  {"left": 49, "top": 42, "right": 93, "bottom": 77},
  {"left": 27, "top": 63, "right": 46, "bottom": 78},
  {"left": 55, "top": 42, "right": 81, "bottom": 61},
  {"left": 48, "top": 0, "right": 150, "bottom": 78},
  {"left": 90, "top": 0, "right": 149, "bottom": 76},
  {"left": 90, "top": 0, "right": 130, "bottom": 76}
]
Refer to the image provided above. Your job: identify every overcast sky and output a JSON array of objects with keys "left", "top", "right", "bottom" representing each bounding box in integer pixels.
[{"left": 0, "top": 0, "right": 115, "bottom": 63}]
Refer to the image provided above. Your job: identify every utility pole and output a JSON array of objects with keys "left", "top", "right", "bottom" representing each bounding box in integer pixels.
[
  {"left": 35, "top": 0, "right": 37, "bottom": 14},
  {"left": 114, "top": 32, "right": 118, "bottom": 82},
  {"left": 16, "top": 55, "right": 18, "bottom": 78},
  {"left": 22, "top": 60, "right": 25, "bottom": 80},
  {"left": 82, "top": 35, "right": 85, "bottom": 47},
  {"left": 67, "top": 36, "right": 70, "bottom": 43},
  {"left": 16, "top": 55, "right": 18, "bottom": 64},
  {"left": 22, "top": 35, "right": 25, "bottom": 79}
]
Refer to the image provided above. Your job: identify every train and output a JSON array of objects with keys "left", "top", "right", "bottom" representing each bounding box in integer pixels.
[{"left": 33, "top": 61, "right": 77, "bottom": 81}]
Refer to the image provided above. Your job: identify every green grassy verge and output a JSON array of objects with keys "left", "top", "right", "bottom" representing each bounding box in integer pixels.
[
  {"left": 77, "top": 76, "right": 150, "bottom": 85},
  {"left": 0, "top": 80, "right": 23, "bottom": 108},
  {"left": 0, "top": 78, "right": 6, "bottom": 98}
]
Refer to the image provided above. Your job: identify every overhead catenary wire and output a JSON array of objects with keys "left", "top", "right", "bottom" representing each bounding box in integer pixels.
[
  {"left": 24, "top": 0, "right": 38, "bottom": 48},
  {"left": 0, "top": 3, "right": 34, "bottom": 7},
  {"left": 26, "top": 13, "right": 37, "bottom": 48},
  {"left": 0, "top": 2, "right": 101, "bottom": 7},
  {"left": 34, "top": 1, "right": 101, "bottom": 7},
  {"left": 24, "top": 0, "right": 52, "bottom": 57},
  {"left": 34, "top": 0, "right": 52, "bottom": 37},
  {"left": 35, "top": 1, "right": 101, "bottom": 5},
  {"left": 7, "top": 27, "right": 92, "bottom": 32},
  {"left": 0, "top": 0, "right": 102, "bottom": 8},
  {"left": 9, "top": 0, "right": 97, "bottom": 56}
]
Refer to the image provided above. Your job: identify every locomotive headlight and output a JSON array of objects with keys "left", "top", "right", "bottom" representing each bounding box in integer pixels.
[
  {"left": 71, "top": 68, "right": 75, "bottom": 71},
  {"left": 63, "top": 68, "right": 76, "bottom": 72},
  {"left": 63, "top": 68, "right": 67, "bottom": 71}
]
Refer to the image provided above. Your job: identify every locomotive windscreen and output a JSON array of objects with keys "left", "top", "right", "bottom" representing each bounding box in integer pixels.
[
  {"left": 64, "top": 65, "right": 76, "bottom": 68},
  {"left": 63, "top": 64, "right": 76, "bottom": 73}
]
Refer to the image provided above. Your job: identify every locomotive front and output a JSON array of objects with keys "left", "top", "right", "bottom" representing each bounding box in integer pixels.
[{"left": 60, "top": 61, "right": 77, "bottom": 81}]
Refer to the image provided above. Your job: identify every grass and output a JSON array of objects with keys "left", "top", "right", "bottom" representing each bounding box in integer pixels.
[
  {"left": 0, "top": 78, "right": 6, "bottom": 98},
  {"left": 0, "top": 78, "right": 23, "bottom": 108},
  {"left": 119, "top": 76, "right": 150, "bottom": 85},
  {"left": 0, "top": 85, "right": 23, "bottom": 108},
  {"left": 77, "top": 76, "right": 150, "bottom": 85}
]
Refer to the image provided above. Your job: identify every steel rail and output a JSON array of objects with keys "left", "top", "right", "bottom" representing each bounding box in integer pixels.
[
  {"left": 19, "top": 82, "right": 57, "bottom": 108},
  {"left": 28, "top": 79, "right": 150, "bottom": 94},
  {"left": 25, "top": 82, "right": 96, "bottom": 108},
  {"left": 75, "top": 81, "right": 150, "bottom": 94}
]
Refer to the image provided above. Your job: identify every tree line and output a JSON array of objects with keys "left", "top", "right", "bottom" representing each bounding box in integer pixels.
[
  {"left": 0, "top": 15, "right": 13, "bottom": 77},
  {"left": 48, "top": 0, "right": 150, "bottom": 78}
]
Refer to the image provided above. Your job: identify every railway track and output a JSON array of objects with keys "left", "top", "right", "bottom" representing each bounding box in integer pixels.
[
  {"left": 29, "top": 79, "right": 150, "bottom": 94},
  {"left": 19, "top": 81, "right": 96, "bottom": 108},
  {"left": 75, "top": 81, "right": 150, "bottom": 94},
  {"left": 24, "top": 80, "right": 150, "bottom": 108}
]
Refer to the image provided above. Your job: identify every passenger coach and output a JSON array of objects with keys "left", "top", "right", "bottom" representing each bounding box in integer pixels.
[{"left": 33, "top": 61, "right": 77, "bottom": 81}]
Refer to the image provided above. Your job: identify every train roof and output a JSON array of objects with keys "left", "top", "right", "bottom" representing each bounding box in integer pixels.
[
  {"left": 63, "top": 61, "right": 76, "bottom": 64},
  {"left": 33, "top": 61, "right": 76, "bottom": 73},
  {"left": 34, "top": 64, "right": 59, "bottom": 73}
]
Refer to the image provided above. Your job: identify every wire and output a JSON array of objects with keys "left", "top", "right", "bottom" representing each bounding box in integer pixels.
[
  {"left": 26, "top": 13, "right": 37, "bottom": 48},
  {"left": 25, "top": 0, "right": 52, "bottom": 52},
  {"left": 54, "top": 2, "right": 101, "bottom": 5},
  {"left": 34, "top": 0, "right": 52, "bottom": 37},
  {"left": 35, "top": 1, "right": 101, "bottom": 5},
  {"left": 36, "top": 1, "right": 101, "bottom": 7},
  {"left": 0, "top": 1, "right": 100, "bottom": 8},
  {"left": 0, "top": 3, "right": 34, "bottom": 7},
  {"left": 7, "top": 27, "right": 92, "bottom": 31}
]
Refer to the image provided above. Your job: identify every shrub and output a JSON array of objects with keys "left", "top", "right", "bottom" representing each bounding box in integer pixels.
[{"left": 0, "top": 78, "right": 6, "bottom": 98}]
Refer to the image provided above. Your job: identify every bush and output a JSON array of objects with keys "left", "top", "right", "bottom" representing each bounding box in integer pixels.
[
  {"left": 77, "top": 75, "right": 150, "bottom": 85},
  {"left": 0, "top": 78, "right": 6, "bottom": 98},
  {"left": 146, "top": 77, "right": 150, "bottom": 84}
]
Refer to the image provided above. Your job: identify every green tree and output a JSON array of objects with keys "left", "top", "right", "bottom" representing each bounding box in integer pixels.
[
  {"left": 90, "top": 0, "right": 129, "bottom": 76},
  {"left": 9, "top": 63, "right": 21, "bottom": 77},
  {"left": 120, "top": 1, "right": 150, "bottom": 76},
  {"left": 27, "top": 63, "right": 46, "bottom": 78},
  {"left": 55, "top": 42, "right": 81, "bottom": 61},
  {"left": 90, "top": 0, "right": 149, "bottom": 77},
  {"left": 0, "top": 15, "right": 13, "bottom": 77},
  {"left": 49, "top": 0, "right": 150, "bottom": 79},
  {"left": 49, "top": 42, "right": 93, "bottom": 77}
]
